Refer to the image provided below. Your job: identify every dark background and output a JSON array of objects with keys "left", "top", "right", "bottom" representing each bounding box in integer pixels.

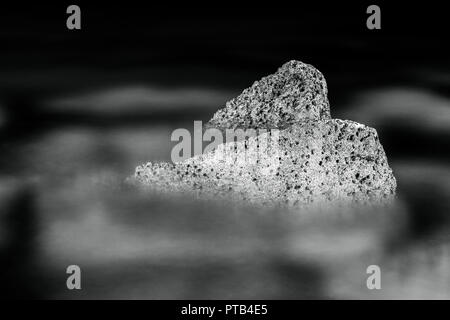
[{"left": 0, "top": 2, "right": 449, "bottom": 299}]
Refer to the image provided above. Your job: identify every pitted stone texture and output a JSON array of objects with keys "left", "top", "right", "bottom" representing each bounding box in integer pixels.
[
  {"left": 134, "top": 60, "right": 396, "bottom": 206},
  {"left": 207, "top": 60, "right": 331, "bottom": 130},
  {"left": 135, "top": 119, "right": 396, "bottom": 206}
]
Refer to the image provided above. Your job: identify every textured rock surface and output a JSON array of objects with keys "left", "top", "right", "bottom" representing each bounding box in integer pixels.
[
  {"left": 207, "top": 60, "right": 331, "bottom": 130},
  {"left": 134, "top": 60, "right": 396, "bottom": 206},
  {"left": 135, "top": 120, "right": 395, "bottom": 205}
]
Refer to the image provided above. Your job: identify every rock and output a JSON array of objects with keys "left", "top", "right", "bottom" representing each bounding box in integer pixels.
[
  {"left": 207, "top": 60, "right": 331, "bottom": 130},
  {"left": 134, "top": 60, "right": 396, "bottom": 206},
  {"left": 135, "top": 120, "right": 395, "bottom": 206}
]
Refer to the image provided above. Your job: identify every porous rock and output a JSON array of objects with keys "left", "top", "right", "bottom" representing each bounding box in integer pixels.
[
  {"left": 135, "top": 119, "right": 395, "bottom": 206},
  {"left": 207, "top": 60, "right": 331, "bottom": 130},
  {"left": 134, "top": 60, "right": 396, "bottom": 206}
]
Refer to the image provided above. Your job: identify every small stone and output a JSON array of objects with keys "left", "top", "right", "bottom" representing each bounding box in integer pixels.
[{"left": 133, "top": 60, "right": 396, "bottom": 207}]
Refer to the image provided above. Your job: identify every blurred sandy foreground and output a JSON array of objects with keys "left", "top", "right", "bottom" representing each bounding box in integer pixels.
[{"left": 0, "top": 124, "right": 449, "bottom": 299}]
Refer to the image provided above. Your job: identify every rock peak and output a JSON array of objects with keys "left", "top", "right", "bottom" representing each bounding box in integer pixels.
[{"left": 207, "top": 60, "right": 331, "bottom": 130}]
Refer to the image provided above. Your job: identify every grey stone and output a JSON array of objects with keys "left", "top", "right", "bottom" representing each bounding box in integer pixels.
[
  {"left": 135, "top": 119, "right": 396, "bottom": 206},
  {"left": 207, "top": 60, "right": 331, "bottom": 130},
  {"left": 134, "top": 61, "right": 396, "bottom": 206}
]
